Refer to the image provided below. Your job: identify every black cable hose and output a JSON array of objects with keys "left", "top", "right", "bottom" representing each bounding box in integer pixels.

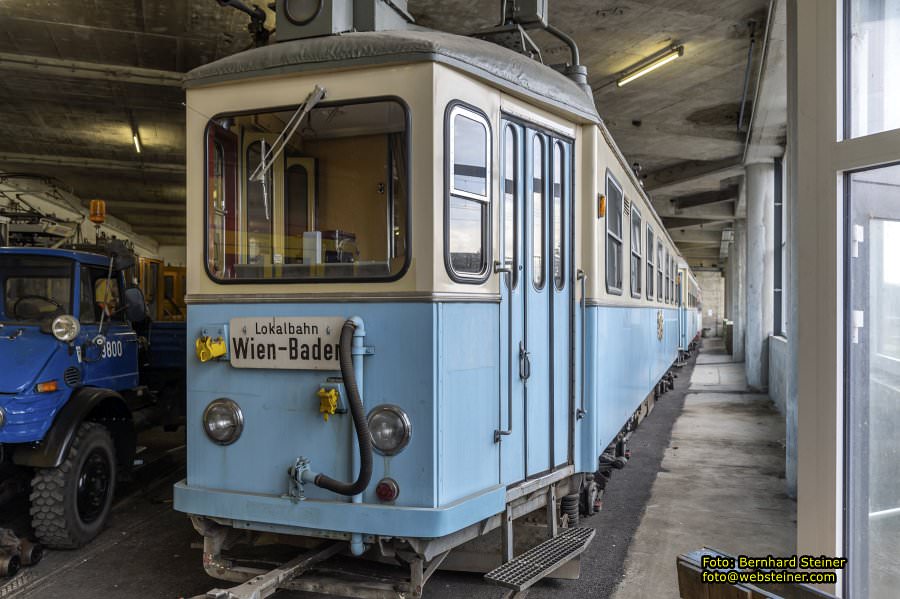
[{"left": 313, "top": 320, "right": 373, "bottom": 496}]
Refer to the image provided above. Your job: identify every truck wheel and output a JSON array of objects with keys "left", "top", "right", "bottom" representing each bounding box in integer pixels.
[{"left": 29, "top": 422, "right": 116, "bottom": 549}]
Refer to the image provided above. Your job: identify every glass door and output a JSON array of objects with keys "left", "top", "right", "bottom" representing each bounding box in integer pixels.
[{"left": 846, "top": 163, "right": 900, "bottom": 598}]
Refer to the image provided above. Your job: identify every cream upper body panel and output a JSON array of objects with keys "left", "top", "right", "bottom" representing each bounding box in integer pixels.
[
  {"left": 186, "top": 63, "right": 437, "bottom": 300},
  {"left": 185, "top": 30, "right": 696, "bottom": 304},
  {"left": 587, "top": 123, "right": 687, "bottom": 308}
]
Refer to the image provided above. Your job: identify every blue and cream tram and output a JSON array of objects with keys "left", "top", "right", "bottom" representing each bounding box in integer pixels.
[{"left": 176, "top": 4, "right": 700, "bottom": 596}]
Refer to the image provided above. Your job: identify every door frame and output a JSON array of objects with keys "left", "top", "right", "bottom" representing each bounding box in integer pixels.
[
  {"left": 499, "top": 112, "right": 576, "bottom": 482},
  {"left": 793, "top": 1, "right": 900, "bottom": 594}
]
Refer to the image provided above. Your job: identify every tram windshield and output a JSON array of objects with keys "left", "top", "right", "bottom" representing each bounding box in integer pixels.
[{"left": 205, "top": 99, "right": 409, "bottom": 282}]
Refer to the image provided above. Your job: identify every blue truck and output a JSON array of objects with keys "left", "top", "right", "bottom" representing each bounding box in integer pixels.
[{"left": 0, "top": 244, "right": 185, "bottom": 555}]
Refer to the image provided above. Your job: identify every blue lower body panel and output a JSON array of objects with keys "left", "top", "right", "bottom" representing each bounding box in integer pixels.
[
  {"left": 174, "top": 481, "right": 505, "bottom": 538},
  {"left": 578, "top": 305, "right": 679, "bottom": 471}
]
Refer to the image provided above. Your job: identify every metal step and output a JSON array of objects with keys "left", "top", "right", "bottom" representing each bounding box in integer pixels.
[{"left": 484, "top": 526, "right": 596, "bottom": 592}]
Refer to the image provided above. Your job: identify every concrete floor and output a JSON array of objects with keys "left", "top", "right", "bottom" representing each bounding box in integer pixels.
[
  {"left": 611, "top": 338, "right": 796, "bottom": 599},
  {"left": 0, "top": 340, "right": 796, "bottom": 599}
]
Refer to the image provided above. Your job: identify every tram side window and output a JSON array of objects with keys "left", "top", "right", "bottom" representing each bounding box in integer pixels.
[
  {"left": 646, "top": 227, "right": 655, "bottom": 299},
  {"left": 664, "top": 252, "right": 670, "bottom": 303},
  {"left": 671, "top": 260, "right": 676, "bottom": 303},
  {"left": 447, "top": 105, "right": 490, "bottom": 281},
  {"left": 631, "top": 207, "right": 642, "bottom": 297},
  {"left": 605, "top": 172, "right": 624, "bottom": 294},
  {"left": 552, "top": 142, "right": 565, "bottom": 290},
  {"left": 657, "top": 242, "right": 664, "bottom": 302},
  {"left": 503, "top": 126, "right": 518, "bottom": 288},
  {"left": 532, "top": 135, "right": 546, "bottom": 288},
  {"left": 205, "top": 99, "right": 409, "bottom": 282}
]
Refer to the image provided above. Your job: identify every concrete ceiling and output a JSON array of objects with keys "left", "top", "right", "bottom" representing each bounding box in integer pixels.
[{"left": 0, "top": 1, "right": 786, "bottom": 266}]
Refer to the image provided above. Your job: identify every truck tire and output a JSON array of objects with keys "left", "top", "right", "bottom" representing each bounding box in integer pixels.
[{"left": 29, "top": 422, "right": 116, "bottom": 549}]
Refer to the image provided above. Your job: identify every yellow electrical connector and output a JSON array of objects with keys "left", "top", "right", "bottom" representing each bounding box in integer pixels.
[
  {"left": 196, "top": 336, "right": 227, "bottom": 362},
  {"left": 318, "top": 388, "right": 339, "bottom": 422}
]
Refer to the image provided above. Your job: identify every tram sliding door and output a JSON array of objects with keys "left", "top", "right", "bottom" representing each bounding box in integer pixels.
[
  {"left": 500, "top": 122, "right": 526, "bottom": 485},
  {"left": 500, "top": 119, "right": 573, "bottom": 483}
]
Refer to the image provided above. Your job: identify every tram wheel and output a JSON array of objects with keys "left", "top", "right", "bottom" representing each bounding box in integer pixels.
[{"left": 29, "top": 422, "right": 116, "bottom": 549}]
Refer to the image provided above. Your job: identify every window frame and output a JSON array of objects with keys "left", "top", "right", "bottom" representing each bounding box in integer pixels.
[
  {"left": 444, "top": 101, "right": 493, "bottom": 284},
  {"left": 502, "top": 124, "right": 520, "bottom": 290},
  {"left": 657, "top": 241, "right": 664, "bottom": 302},
  {"left": 605, "top": 170, "right": 624, "bottom": 295},
  {"left": 202, "top": 95, "right": 413, "bottom": 285},
  {"left": 531, "top": 133, "right": 547, "bottom": 291},
  {"left": 664, "top": 250, "right": 670, "bottom": 304},
  {"left": 646, "top": 226, "right": 655, "bottom": 300},
  {"left": 630, "top": 206, "right": 643, "bottom": 298},
  {"left": 552, "top": 140, "right": 566, "bottom": 291}
]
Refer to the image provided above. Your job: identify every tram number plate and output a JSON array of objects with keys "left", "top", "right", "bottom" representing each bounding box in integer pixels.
[{"left": 229, "top": 316, "right": 345, "bottom": 370}]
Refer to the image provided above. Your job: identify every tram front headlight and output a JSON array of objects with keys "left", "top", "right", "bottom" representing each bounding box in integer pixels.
[
  {"left": 51, "top": 315, "right": 80, "bottom": 342},
  {"left": 367, "top": 405, "right": 411, "bottom": 456},
  {"left": 203, "top": 398, "right": 244, "bottom": 445}
]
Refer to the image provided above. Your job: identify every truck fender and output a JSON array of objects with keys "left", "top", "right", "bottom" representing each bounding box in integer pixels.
[{"left": 12, "top": 387, "right": 136, "bottom": 470}]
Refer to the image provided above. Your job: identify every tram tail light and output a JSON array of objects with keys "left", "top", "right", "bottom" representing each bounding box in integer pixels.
[{"left": 375, "top": 478, "right": 399, "bottom": 503}]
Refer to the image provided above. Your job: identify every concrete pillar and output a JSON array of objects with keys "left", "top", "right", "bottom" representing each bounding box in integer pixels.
[
  {"left": 724, "top": 255, "right": 733, "bottom": 320},
  {"left": 785, "top": 147, "right": 798, "bottom": 498},
  {"left": 732, "top": 219, "right": 746, "bottom": 362},
  {"left": 745, "top": 162, "right": 775, "bottom": 390}
]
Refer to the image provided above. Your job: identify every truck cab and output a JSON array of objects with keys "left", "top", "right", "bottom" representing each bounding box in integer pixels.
[{"left": 0, "top": 246, "right": 184, "bottom": 549}]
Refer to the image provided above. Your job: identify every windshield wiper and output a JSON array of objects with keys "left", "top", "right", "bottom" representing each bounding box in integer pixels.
[{"left": 249, "top": 86, "right": 327, "bottom": 199}]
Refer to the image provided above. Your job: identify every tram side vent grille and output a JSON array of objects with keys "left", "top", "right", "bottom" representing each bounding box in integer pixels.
[{"left": 624, "top": 198, "right": 631, "bottom": 217}]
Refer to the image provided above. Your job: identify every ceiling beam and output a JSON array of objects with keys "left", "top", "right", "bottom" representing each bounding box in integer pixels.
[
  {"left": 127, "top": 216, "right": 186, "bottom": 227},
  {"left": 89, "top": 201, "right": 185, "bottom": 213},
  {"left": 670, "top": 186, "right": 739, "bottom": 210},
  {"left": 0, "top": 153, "right": 184, "bottom": 174},
  {"left": 149, "top": 236, "right": 187, "bottom": 246},
  {"left": 644, "top": 157, "right": 744, "bottom": 193},
  {"left": 0, "top": 52, "right": 184, "bottom": 87},
  {"left": 663, "top": 218, "right": 735, "bottom": 231},
  {"left": 669, "top": 230, "right": 724, "bottom": 244},
  {"left": 129, "top": 225, "right": 186, "bottom": 234}
]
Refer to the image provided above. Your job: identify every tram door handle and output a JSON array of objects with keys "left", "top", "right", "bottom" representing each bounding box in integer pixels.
[{"left": 519, "top": 341, "right": 531, "bottom": 381}]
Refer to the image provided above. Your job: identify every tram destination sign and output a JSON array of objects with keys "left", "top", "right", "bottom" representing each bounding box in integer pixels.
[{"left": 229, "top": 316, "right": 346, "bottom": 370}]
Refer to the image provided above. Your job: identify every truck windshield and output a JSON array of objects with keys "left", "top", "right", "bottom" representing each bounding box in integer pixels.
[
  {"left": 0, "top": 255, "right": 73, "bottom": 323},
  {"left": 205, "top": 99, "right": 409, "bottom": 282}
]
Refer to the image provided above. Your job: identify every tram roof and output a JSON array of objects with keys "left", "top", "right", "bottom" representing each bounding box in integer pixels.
[{"left": 184, "top": 29, "right": 601, "bottom": 124}]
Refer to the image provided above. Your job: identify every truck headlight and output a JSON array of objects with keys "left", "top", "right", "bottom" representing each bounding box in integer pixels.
[
  {"left": 51, "top": 315, "right": 80, "bottom": 342},
  {"left": 203, "top": 398, "right": 244, "bottom": 445},
  {"left": 367, "top": 405, "right": 411, "bottom": 456},
  {"left": 0, "top": 406, "right": 6, "bottom": 429}
]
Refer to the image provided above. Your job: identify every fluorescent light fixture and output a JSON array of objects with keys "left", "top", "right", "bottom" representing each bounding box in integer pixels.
[
  {"left": 617, "top": 46, "right": 684, "bottom": 87},
  {"left": 132, "top": 132, "right": 141, "bottom": 154}
]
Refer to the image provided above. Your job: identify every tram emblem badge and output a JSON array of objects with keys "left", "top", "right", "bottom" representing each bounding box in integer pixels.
[{"left": 657, "top": 310, "right": 664, "bottom": 341}]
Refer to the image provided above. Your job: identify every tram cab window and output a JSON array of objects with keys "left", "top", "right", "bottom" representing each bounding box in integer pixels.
[
  {"left": 646, "top": 227, "right": 655, "bottom": 299},
  {"left": 446, "top": 105, "right": 491, "bottom": 280},
  {"left": 605, "top": 172, "right": 624, "bottom": 294},
  {"left": 630, "top": 207, "right": 642, "bottom": 297},
  {"left": 205, "top": 99, "right": 409, "bottom": 282}
]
